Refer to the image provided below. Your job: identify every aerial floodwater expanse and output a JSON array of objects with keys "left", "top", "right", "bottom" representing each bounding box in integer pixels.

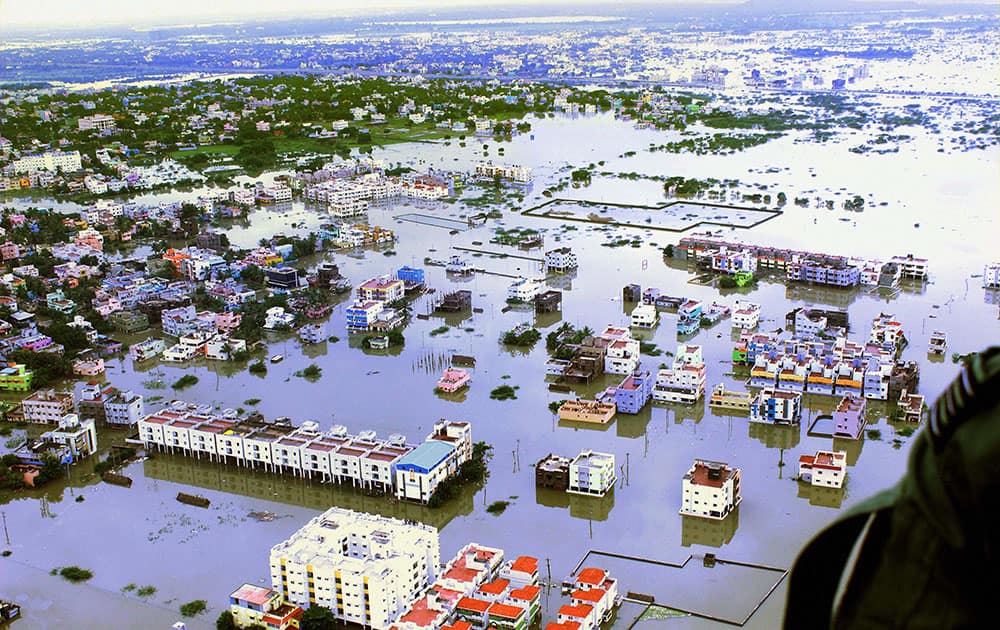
[{"left": 0, "top": 1, "right": 998, "bottom": 629}]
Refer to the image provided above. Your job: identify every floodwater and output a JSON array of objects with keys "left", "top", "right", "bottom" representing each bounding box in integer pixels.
[{"left": 2, "top": 107, "right": 999, "bottom": 629}]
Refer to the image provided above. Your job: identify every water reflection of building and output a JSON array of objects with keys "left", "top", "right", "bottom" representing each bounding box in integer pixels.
[
  {"left": 142, "top": 454, "right": 472, "bottom": 530},
  {"left": 546, "top": 270, "right": 576, "bottom": 291},
  {"left": 616, "top": 408, "right": 651, "bottom": 438},
  {"left": 681, "top": 509, "right": 740, "bottom": 548},
  {"left": 669, "top": 402, "right": 706, "bottom": 425},
  {"left": 533, "top": 486, "right": 615, "bottom": 521},
  {"left": 832, "top": 436, "right": 865, "bottom": 466},
  {"left": 569, "top": 490, "right": 615, "bottom": 522},
  {"left": 748, "top": 422, "right": 801, "bottom": 450},
  {"left": 784, "top": 285, "right": 859, "bottom": 310},
  {"left": 796, "top": 482, "right": 846, "bottom": 509},
  {"left": 534, "top": 310, "right": 563, "bottom": 329}
]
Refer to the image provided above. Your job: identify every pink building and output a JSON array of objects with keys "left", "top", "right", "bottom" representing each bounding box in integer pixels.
[
  {"left": 437, "top": 367, "right": 471, "bottom": 393},
  {"left": 0, "top": 242, "right": 20, "bottom": 261}
]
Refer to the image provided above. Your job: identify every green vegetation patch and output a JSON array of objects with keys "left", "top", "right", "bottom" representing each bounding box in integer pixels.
[
  {"left": 180, "top": 600, "right": 208, "bottom": 617},
  {"left": 58, "top": 566, "right": 93, "bottom": 583},
  {"left": 486, "top": 500, "right": 511, "bottom": 515},
  {"left": 172, "top": 375, "right": 199, "bottom": 390},
  {"left": 490, "top": 385, "right": 518, "bottom": 401}
]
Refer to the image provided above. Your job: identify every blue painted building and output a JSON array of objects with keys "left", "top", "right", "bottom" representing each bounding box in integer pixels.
[
  {"left": 393, "top": 440, "right": 457, "bottom": 504},
  {"left": 615, "top": 370, "right": 653, "bottom": 414}
]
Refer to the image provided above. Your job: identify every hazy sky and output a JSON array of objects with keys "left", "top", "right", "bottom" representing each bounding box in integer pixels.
[{"left": 0, "top": 0, "right": 985, "bottom": 30}]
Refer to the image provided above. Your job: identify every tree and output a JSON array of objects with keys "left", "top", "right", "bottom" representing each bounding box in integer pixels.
[
  {"left": 215, "top": 611, "right": 236, "bottom": 630},
  {"left": 300, "top": 605, "right": 337, "bottom": 630}
]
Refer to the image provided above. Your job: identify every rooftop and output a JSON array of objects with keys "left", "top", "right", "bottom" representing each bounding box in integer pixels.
[
  {"left": 231, "top": 583, "right": 274, "bottom": 606},
  {"left": 395, "top": 440, "right": 455, "bottom": 472}
]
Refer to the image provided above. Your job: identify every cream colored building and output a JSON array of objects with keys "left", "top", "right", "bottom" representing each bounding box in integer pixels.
[
  {"left": 269, "top": 507, "right": 440, "bottom": 630},
  {"left": 680, "top": 460, "right": 742, "bottom": 520}
]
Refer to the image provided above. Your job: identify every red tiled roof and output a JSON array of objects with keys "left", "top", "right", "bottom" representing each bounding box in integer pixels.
[
  {"left": 509, "top": 585, "right": 541, "bottom": 601},
  {"left": 572, "top": 588, "right": 606, "bottom": 603},
  {"left": 456, "top": 597, "right": 491, "bottom": 614},
  {"left": 488, "top": 603, "right": 525, "bottom": 620},
  {"left": 576, "top": 568, "right": 605, "bottom": 585},
  {"left": 546, "top": 623, "right": 580, "bottom": 630},
  {"left": 398, "top": 600, "right": 442, "bottom": 627},
  {"left": 442, "top": 622, "right": 473, "bottom": 630},
  {"left": 478, "top": 579, "right": 509, "bottom": 595},
  {"left": 559, "top": 604, "right": 594, "bottom": 619},
  {"left": 510, "top": 556, "right": 538, "bottom": 574}
]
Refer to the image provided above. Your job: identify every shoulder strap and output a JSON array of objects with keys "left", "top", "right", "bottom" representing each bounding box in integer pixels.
[{"left": 783, "top": 486, "right": 898, "bottom": 630}]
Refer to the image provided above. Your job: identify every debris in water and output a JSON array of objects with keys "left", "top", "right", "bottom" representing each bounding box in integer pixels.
[{"left": 248, "top": 511, "right": 283, "bottom": 523}]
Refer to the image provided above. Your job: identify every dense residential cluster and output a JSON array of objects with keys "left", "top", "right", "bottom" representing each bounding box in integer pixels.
[{"left": 227, "top": 506, "right": 620, "bottom": 630}]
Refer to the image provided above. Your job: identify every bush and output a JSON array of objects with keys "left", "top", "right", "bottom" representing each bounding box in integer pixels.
[
  {"left": 429, "top": 326, "right": 449, "bottom": 337},
  {"left": 490, "top": 385, "right": 518, "bottom": 400},
  {"left": 249, "top": 361, "right": 267, "bottom": 375},
  {"left": 428, "top": 442, "right": 493, "bottom": 508},
  {"left": 297, "top": 364, "right": 322, "bottom": 380},
  {"left": 501, "top": 327, "right": 541, "bottom": 347},
  {"left": 180, "top": 600, "right": 208, "bottom": 617},
  {"left": 137, "top": 585, "right": 157, "bottom": 597},
  {"left": 216, "top": 611, "right": 237, "bottom": 630},
  {"left": 549, "top": 400, "right": 567, "bottom": 414},
  {"left": 93, "top": 447, "right": 137, "bottom": 475},
  {"left": 172, "top": 375, "right": 199, "bottom": 390},
  {"left": 59, "top": 566, "right": 93, "bottom": 583},
  {"left": 486, "top": 500, "right": 510, "bottom": 515},
  {"left": 301, "top": 605, "right": 338, "bottom": 630}
]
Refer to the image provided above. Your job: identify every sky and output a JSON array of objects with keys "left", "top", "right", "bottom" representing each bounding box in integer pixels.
[{"left": 0, "top": 0, "right": 987, "bottom": 30}]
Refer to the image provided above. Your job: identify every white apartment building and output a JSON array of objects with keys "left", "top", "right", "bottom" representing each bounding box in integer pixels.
[
  {"left": 304, "top": 174, "right": 402, "bottom": 205},
  {"left": 507, "top": 277, "right": 544, "bottom": 302},
  {"left": 40, "top": 414, "right": 98, "bottom": 459},
  {"left": 798, "top": 450, "right": 847, "bottom": 488},
  {"left": 475, "top": 161, "right": 532, "bottom": 184},
  {"left": 137, "top": 408, "right": 471, "bottom": 499},
  {"left": 545, "top": 248, "right": 578, "bottom": 272},
  {"left": 603, "top": 334, "right": 641, "bottom": 375},
  {"left": 749, "top": 388, "right": 803, "bottom": 425},
  {"left": 680, "top": 459, "right": 742, "bottom": 520},
  {"left": 84, "top": 175, "right": 108, "bottom": 194},
  {"left": 394, "top": 420, "right": 473, "bottom": 504},
  {"left": 567, "top": 450, "right": 616, "bottom": 497},
  {"left": 983, "top": 262, "right": 1000, "bottom": 289},
  {"left": 269, "top": 507, "right": 440, "bottom": 630},
  {"left": 104, "top": 390, "right": 144, "bottom": 426},
  {"left": 12, "top": 150, "right": 82, "bottom": 174},
  {"left": 329, "top": 198, "right": 369, "bottom": 218},
  {"left": 630, "top": 303, "right": 658, "bottom": 328},
  {"left": 732, "top": 300, "right": 761, "bottom": 330},
  {"left": 653, "top": 344, "right": 707, "bottom": 404},
  {"left": 78, "top": 113, "right": 116, "bottom": 131},
  {"left": 889, "top": 254, "right": 928, "bottom": 280},
  {"left": 21, "top": 389, "right": 75, "bottom": 424}
]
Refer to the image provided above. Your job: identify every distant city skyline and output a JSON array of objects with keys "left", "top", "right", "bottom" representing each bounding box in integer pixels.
[{"left": 1, "top": 0, "right": 989, "bottom": 32}]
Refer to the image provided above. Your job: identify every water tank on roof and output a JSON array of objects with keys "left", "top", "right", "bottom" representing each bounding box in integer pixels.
[
  {"left": 358, "top": 430, "right": 377, "bottom": 441},
  {"left": 329, "top": 425, "right": 348, "bottom": 437},
  {"left": 388, "top": 433, "right": 406, "bottom": 446},
  {"left": 301, "top": 420, "right": 320, "bottom": 433}
]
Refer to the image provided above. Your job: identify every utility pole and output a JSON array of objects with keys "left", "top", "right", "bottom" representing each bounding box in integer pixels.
[{"left": 2, "top": 511, "right": 10, "bottom": 545}]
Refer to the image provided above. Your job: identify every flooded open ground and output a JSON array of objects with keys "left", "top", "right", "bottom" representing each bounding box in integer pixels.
[{"left": 2, "top": 108, "right": 998, "bottom": 628}]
